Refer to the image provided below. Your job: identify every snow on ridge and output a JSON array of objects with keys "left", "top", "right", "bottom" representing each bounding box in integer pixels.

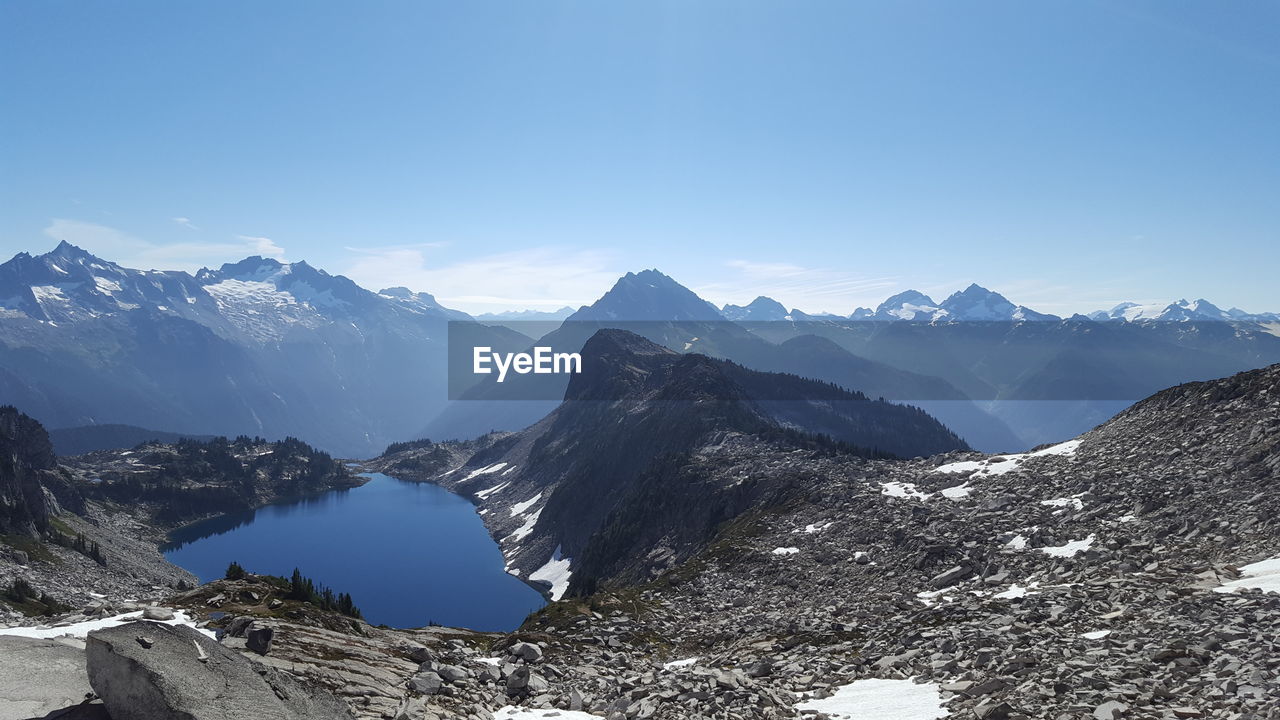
[
  {"left": 1214, "top": 557, "right": 1280, "bottom": 595},
  {"left": 795, "top": 678, "right": 947, "bottom": 720}
]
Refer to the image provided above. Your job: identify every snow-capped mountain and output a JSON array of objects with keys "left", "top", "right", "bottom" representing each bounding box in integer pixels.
[
  {"left": 1089, "top": 298, "right": 1280, "bottom": 324},
  {"left": 475, "top": 307, "right": 576, "bottom": 322},
  {"left": 721, "top": 296, "right": 789, "bottom": 322},
  {"left": 844, "top": 286, "right": 1058, "bottom": 323},
  {"left": 0, "top": 242, "right": 513, "bottom": 456},
  {"left": 937, "top": 284, "right": 1060, "bottom": 322},
  {"left": 865, "top": 290, "right": 949, "bottom": 321}
]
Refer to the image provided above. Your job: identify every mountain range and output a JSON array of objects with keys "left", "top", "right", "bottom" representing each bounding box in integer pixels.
[
  {"left": 728, "top": 286, "right": 1280, "bottom": 326},
  {"left": 2, "top": 243, "right": 1279, "bottom": 457},
  {"left": 0, "top": 242, "right": 525, "bottom": 457}
]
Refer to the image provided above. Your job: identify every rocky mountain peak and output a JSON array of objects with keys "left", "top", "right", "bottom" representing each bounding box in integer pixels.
[
  {"left": 722, "top": 296, "right": 789, "bottom": 322},
  {"left": 566, "top": 270, "right": 724, "bottom": 323}
]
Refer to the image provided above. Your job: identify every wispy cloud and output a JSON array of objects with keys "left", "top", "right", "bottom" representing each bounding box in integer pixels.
[
  {"left": 694, "top": 260, "right": 901, "bottom": 314},
  {"left": 342, "top": 245, "right": 621, "bottom": 313},
  {"left": 42, "top": 219, "right": 285, "bottom": 272},
  {"left": 171, "top": 216, "right": 199, "bottom": 230}
]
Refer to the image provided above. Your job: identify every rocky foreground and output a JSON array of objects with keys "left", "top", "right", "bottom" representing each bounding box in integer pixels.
[{"left": 4, "top": 363, "right": 1280, "bottom": 720}]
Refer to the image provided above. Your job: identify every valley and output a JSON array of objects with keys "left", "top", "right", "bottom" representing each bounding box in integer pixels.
[{"left": 2, "top": 331, "right": 1278, "bottom": 719}]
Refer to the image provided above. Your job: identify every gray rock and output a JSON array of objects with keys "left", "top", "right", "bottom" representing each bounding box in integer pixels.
[
  {"left": 245, "top": 626, "right": 274, "bottom": 655},
  {"left": 408, "top": 671, "right": 443, "bottom": 694},
  {"left": 509, "top": 641, "right": 543, "bottom": 663},
  {"left": 141, "top": 607, "right": 174, "bottom": 621},
  {"left": 0, "top": 635, "right": 95, "bottom": 720},
  {"left": 225, "top": 616, "right": 255, "bottom": 638},
  {"left": 86, "top": 621, "right": 352, "bottom": 720}
]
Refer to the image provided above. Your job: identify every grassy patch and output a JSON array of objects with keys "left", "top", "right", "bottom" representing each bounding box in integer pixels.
[{"left": 0, "top": 534, "right": 59, "bottom": 564}]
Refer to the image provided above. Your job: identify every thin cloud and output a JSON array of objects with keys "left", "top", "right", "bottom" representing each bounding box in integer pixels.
[
  {"left": 695, "top": 260, "right": 901, "bottom": 315},
  {"left": 41, "top": 219, "right": 285, "bottom": 272},
  {"left": 342, "top": 245, "right": 621, "bottom": 313},
  {"left": 171, "top": 216, "right": 199, "bottom": 230}
]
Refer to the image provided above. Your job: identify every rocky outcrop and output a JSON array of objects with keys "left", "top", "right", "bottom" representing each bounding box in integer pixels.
[
  {"left": 0, "top": 635, "right": 99, "bottom": 720},
  {"left": 0, "top": 405, "right": 65, "bottom": 537},
  {"left": 86, "top": 621, "right": 354, "bottom": 720}
]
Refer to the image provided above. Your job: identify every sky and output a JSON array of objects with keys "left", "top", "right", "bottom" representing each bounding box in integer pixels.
[{"left": 2, "top": 1, "right": 1278, "bottom": 316}]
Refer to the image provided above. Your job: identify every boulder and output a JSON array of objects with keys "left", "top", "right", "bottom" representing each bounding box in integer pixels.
[
  {"left": 142, "top": 607, "right": 175, "bottom": 621},
  {"left": 408, "top": 671, "right": 443, "bottom": 694},
  {"left": 0, "top": 635, "right": 100, "bottom": 720},
  {"left": 86, "top": 621, "right": 353, "bottom": 720},
  {"left": 246, "top": 626, "right": 274, "bottom": 655},
  {"left": 508, "top": 641, "right": 543, "bottom": 663}
]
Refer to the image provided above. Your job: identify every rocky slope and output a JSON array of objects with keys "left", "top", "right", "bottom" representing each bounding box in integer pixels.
[
  {"left": 2, "top": 364, "right": 1278, "bottom": 720},
  {"left": 374, "top": 330, "right": 967, "bottom": 596}
]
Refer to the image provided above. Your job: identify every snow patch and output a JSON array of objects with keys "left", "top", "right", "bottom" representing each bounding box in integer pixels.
[
  {"left": 509, "top": 493, "right": 543, "bottom": 517},
  {"left": 772, "top": 547, "right": 800, "bottom": 556},
  {"left": 505, "top": 509, "right": 542, "bottom": 543},
  {"left": 1081, "top": 629, "right": 1112, "bottom": 640},
  {"left": 463, "top": 463, "right": 508, "bottom": 482},
  {"left": 1039, "top": 534, "right": 1096, "bottom": 558},
  {"left": 0, "top": 610, "right": 214, "bottom": 640},
  {"left": 493, "top": 708, "right": 604, "bottom": 719},
  {"left": 1214, "top": 557, "right": 1280, "bottom": 595},
  {"left": 933, "top": 439, "right": 1083, "bottom": 479},
  {"left": 663, "top": 656, "right": 700, "bottom": 670},
  {"left": 881, "top": 482, "right": 929, "bottom": 500},
  {"left": 795, "top": 678, "right": 947, "bottom": 720},
  {"left": 1040, "top": 495, "right": 1085, "bottom": 511},
  {"left": 475, "top": 482, "right": 509, "bottom": 500},
  {"left": 940, "top": 483, "right": 972, "bottom": 499},
  {"left": 993, "top": 583, "right": 1039, "bottom": 600},
  {"left": 529, "top": 549, "right": 572, "bottom": 601}
]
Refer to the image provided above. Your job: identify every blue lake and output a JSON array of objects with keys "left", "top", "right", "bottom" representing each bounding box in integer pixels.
[{"left": 162, "top": 473, "right": 546, "bottom": 631}]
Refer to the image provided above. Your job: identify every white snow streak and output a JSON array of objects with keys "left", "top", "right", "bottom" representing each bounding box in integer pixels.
[{"left": 795, "top": 678, "right": 947, "bottom": 720}]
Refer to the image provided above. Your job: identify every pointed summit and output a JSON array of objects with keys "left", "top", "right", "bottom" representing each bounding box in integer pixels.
[
  {"left": 939, "top": 285, "right": 1057, "bottom": 322},
  {"left": 566, "top": 269, "right": 724, "bottom": 323}
]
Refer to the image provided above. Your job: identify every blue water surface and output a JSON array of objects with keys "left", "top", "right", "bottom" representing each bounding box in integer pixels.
[{"left": 162, "top": 473, "right": 546, "bottom": 631}]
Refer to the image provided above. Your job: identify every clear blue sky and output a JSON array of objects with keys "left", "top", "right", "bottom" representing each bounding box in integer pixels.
[{"left": 2, "top": 1, "right": 1277, "bottom": 315}]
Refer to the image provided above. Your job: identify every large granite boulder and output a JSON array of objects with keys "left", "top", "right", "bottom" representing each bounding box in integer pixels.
[
  {"left": 0, "top": 636, "right": 104, "bottom": 720},
  {"left": 86, "top": 621, "right": 353, "bottom": 720}
]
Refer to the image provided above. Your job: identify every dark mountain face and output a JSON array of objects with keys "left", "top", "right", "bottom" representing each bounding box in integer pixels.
[
  {"left": 399, "top": 329, "right": 967, "bottom": 597},
  {"left": 0, "top": 243, "right": 516, "bottom": 457},
  {"left": 0, "top": 406, "right": 78, "bottom": 536}
]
